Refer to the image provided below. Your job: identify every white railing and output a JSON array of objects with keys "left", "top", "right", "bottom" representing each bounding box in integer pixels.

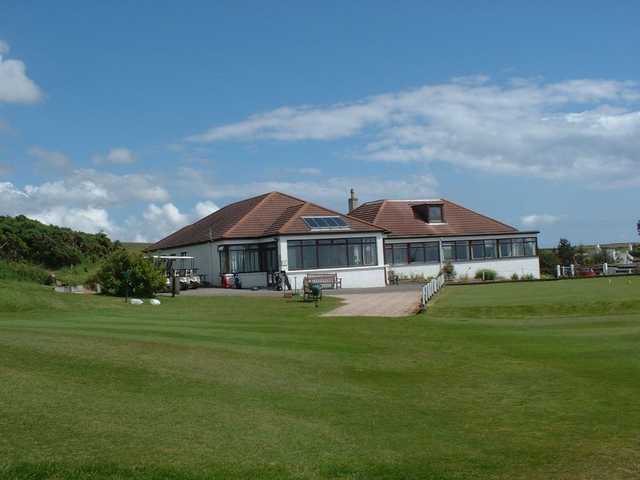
[{"left": 421, "top": 272, "right": 446, "bottom": 309}]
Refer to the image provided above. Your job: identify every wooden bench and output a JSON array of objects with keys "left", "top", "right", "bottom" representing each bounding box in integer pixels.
[{"left": 305, "top": 273, "right": 342, "bottom": 290}]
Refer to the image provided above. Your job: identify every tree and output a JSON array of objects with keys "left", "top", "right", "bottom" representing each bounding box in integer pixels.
[
  {"left": 557, "top": 238, "right": 576, "bottom": 266},
  {"left": 574, "top": 244, "right": 588, "bottom": 266},
  {"left": 95, "top": 249, "right": 165, "bottom": 297},
  {"left": 631, "top": 247, "right": 640, "bottom": 261},
  {"left": 538, "top": 249, "right": 560, "bottom": 275}
]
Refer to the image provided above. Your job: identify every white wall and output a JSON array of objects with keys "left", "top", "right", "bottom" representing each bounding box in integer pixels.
[
  {"left": 286, "top": 266, "right": 387, "bottom": 290},
  {"left": 452, "top": 257, "right": 540, "bottom": 279},
  {"left": 390, "top": 257, "right": 540, "bottom": 280},
  {"left": 390, "top": 263, "right": 441, "bottom": 279}
]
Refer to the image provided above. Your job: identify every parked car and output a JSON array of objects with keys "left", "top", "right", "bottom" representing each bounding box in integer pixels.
[{"left": 579, "top": 268, "right": 597, "bottom": 278}]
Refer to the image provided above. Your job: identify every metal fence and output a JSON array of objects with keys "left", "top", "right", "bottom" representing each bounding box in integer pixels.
[{"left": 421, "top": 272, "right": 446, "bottom": 309}]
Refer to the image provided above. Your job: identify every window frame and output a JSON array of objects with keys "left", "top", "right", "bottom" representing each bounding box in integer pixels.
[
  {"left": 219, "top": 242, "right": 278, "bottom": 274},
  {"left": 287, "top": 237, "right": 378, "bottom": 271},
  {"left": 385, "top": 241, "right": 441, "bottom": 266}
]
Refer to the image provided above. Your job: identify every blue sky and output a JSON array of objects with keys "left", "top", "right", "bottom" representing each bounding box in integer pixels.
[{"left": 1, "top": 1, "right": 639, "bottom": 246}]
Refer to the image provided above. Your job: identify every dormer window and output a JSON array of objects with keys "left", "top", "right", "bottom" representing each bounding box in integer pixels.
[
  {"left": 411, "top": 203, "right": 445, "bottom": 224},
  {"left": 427, "top": 205, "right": 443, "bottom": 223}
]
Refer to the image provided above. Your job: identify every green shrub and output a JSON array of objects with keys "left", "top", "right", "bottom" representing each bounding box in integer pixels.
[
  {"left": 441, "top": 262, "right": 455, "bottom": 279},
  {"left": 474, "top": 269, "right": 497, "bottom": 281},
  {"left": 0, "top": 259, "right": 49, "bottom": 284},
  {"left": 95, "top": 250, "right": 165, "bottom": 297},
  {"left": 522, "top": 273, "right": 535, "bottom": 281},
  {"left": 538, "top": 249, "right": 560, "bottom": 275},
  {"left": 0, "top": 215, "right": 117, "bottom": 269},
  {"left": 511, "top": 273, "right": 519, "bottom": 281}
]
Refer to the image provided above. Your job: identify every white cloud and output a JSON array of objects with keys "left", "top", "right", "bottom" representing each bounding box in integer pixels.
[
  {"left": 0, "top": 41, "right": 43, "bottom": 104},
  {"left": 31, "top": 206, "right": 114, "bottom": 234},
  {"left": 29, "top": 146, "right": 72, "bottom": 171},
  {"left": 0, "top": 170, "right": 170, "bottom": 226},
  {"left": 194, "top": 200, "right": 219, "bottom": 218},
  {"left": 127, "top": 202, "right": 206, "bottom": 243},
  {"left": 201, "top": 174, "right": 438, "bottom": 205},
  {"left": 187, "top": 77, "right": 640, "bottom": 186},
  {"left": 521, "top": 214, "right": 561, "bottom": 227},
  {"left": 92, "top": 147, "right": 137, "bottom": 165}
]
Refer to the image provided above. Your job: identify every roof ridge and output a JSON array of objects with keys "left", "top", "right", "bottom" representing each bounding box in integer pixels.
[
  {"left": 441, "top": 198, "right": 517, "bottom": 231},
  {"left": 185, "top": 191, "right": 271, "bottom": 232},
  {"left": 301, "top": 198, "right": 386, "bottom": 231},
  {"left": 224, "top": 191, "right": 283, "bottom": 238},
  {"left": 274, "top": 201, "right": 308, "bottom": 234}
]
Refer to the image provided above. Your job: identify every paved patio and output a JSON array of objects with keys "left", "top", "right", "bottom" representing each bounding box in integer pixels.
[
  {"left": 174, "top": 284, "right": 423, "bottom": 317},
  {"left": 323, "top": 285, "right": 422, "bottom": 317}
]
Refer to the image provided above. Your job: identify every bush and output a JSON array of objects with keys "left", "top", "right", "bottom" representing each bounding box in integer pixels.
[
  {"left": 538, "top": 249, "right": 560, "bottom": 275},
  {"left": 441, "top": 262, "right": 455, "bottom": 279},
  {"left": 95, "top": 250, "right": 165, "bottom": 297},
  {"left": 0, "top": 215, "right": 117, "bottom": 269},
  {"left": 474, "top": 269, "right": 497, "bottom": 281},
  {"left": 511, "top": 273, "right": 519, "bottom": 281},
  {"left": 0, "top": 259, "right": 49, "bottom": 284},
  {"left": 522, "top": 273, "right": 535, "bottom": 281}
]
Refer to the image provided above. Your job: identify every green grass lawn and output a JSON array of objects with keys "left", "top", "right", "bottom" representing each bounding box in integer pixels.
[{"left": 1, "top": 278, "right": 639, "bottom": 479}]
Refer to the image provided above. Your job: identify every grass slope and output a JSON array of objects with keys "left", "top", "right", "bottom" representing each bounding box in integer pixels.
[{"left": 1, "top": 278, "right": 639, "bottom": 479}]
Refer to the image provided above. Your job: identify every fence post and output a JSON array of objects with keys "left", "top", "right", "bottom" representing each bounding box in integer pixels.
[
  {"left": 603, "top": 262, "right": 608, "bottom": 275},
  {"left": 570, "top": 264, "right": 575, "bottom": 277}
]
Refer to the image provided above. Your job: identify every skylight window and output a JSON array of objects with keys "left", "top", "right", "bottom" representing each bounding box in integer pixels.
[{"left": 303, "top": 216, "right": 350, "bottom": 230}]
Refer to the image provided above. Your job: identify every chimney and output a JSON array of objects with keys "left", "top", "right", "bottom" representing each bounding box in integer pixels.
[{"left": 348, "top": 188, "right": 358, "bottom": 213}]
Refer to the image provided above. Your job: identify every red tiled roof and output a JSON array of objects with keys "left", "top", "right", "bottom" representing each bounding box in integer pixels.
[
  {"left": 148, "top": 192, "right": 384, "bottom": 250},
  {"left": 349, "top": 198, "right": 522, "bottom": 237}
]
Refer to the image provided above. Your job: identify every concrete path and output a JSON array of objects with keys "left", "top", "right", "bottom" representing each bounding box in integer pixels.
[{"left": 323, "top": 286, "right": 422, "bottom": 317}]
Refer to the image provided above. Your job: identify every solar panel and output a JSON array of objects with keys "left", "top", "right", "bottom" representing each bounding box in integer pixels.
[{"left": 303, "top": 216, "right": 349, "bottom": 230}]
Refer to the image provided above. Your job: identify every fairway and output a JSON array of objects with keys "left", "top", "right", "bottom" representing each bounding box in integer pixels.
[{"left": 1, "top": 278, "right": 640, "bottom": 479}]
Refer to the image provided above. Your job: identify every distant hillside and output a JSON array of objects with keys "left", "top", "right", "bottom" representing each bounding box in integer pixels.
[
  {"left": 0, "top": 215, "right": 118, "bottom": 269},
  {"left": 121, "top": 242, "right": 152, "bottom": 252}
]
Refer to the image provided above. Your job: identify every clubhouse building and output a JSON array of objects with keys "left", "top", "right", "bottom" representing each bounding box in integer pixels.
[{"left": 147, "top": 191, "right": 540, "bottom": 289}]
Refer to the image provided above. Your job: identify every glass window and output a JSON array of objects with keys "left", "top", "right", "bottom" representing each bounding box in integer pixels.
[
  {"left": 392, "top": 244, "right": 408, "bottom": 265},
  {"left": 425, "top": 242, "right": 440, "bottom": 262},
  {"left": 443, "top": 241, "right": 469, "bottom": 261},
  {"left": 363, "top": 239, "right": 377, "bottom": 266},
  {"left": 334, "top": 239, "right": 348, "bottom": 267},
  {"left": 287, "top": 237, "right": 377, "bottom": 270},
  {"left": 524, "top": 238, "right": 537, "bottom": 257},
  {"left": 499, "top": 239, "right": 512, "bottom": 258},
  {"left": 302, "top": 240, "right": 318, "bottom": 269},
  {"left": 409, "top": 243, "right": 425, "bottom": 263},
  {"left": 442, "top": 242, "right": 455, "bottom": 261},
  {"left": 471, "top": 240, "right": 485, "bottom": 259},
  {"left": 484, "top": 240, "right": 497, "bottom": 259},
  {"left": 384, "top": 245, "right": 392, "bottom": 265},
  {"left": 348, "top": 238, "right": 363, "bottom": 266},
  {"left": 513, "top": 238, "right": 525, "bottom": 257},
  {"left": 287, "top": 241, "right": 302, "bottom": 270},
  {"left": 455, "top": 241, "right": 469, "bottom": 261},
  {"left": 428, "top": 205, "right": 443, "bottom": 222}
]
